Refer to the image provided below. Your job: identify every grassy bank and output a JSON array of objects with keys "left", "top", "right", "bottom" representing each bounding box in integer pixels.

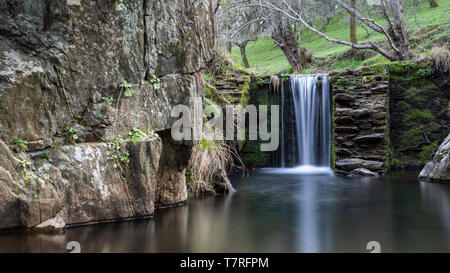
[{"left": 230, "top": 0, "right": 450, "bottom": 74}]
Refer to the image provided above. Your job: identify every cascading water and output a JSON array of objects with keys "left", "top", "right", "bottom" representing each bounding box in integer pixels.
[
  {"left": 277, "top": 74, "right": 332, "bottom": 174},
  {"left": 280, "top": 81, "right": 285, "bottom": 168}
]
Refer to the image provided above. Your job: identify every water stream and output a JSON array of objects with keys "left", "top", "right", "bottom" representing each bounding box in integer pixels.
[{"left": 1, "top": 171, "right": 448, "bottom": 253}]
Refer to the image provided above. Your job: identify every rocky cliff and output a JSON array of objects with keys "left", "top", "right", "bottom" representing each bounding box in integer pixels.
[{"left": 0, "top": 0, "right": 214, "bottom": 230}]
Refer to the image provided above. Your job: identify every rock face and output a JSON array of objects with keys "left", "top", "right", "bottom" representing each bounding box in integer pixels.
[
  {"left": 419, "top": 134, "right": 450, "bottom": 182},
  {"left": 0, "top": 0, "right": 214, "bottom": 230},
  {"left": 0, "top": 0, "right": 214, "bottom": 142},
  {"left": 331, "top": 67, "right": 389, "bottom": 176}
]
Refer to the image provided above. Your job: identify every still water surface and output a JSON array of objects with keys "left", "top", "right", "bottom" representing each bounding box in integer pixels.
[{"left": 0, "top": 170, "right": 449, "bottom": 253}]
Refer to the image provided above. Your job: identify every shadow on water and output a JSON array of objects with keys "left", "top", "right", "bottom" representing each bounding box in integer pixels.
[{"left": 0, "top": 171, "right": 449, "bottom": 253}]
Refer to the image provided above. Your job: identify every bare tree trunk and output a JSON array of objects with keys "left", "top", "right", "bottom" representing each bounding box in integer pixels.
[
  {"left": 272, "top": 21, "right": 303, "bottom": 72},
  {"left": 390, "top": 0, "right": 411, "bottom": 60},
  {"left": 349, "top": 0, "right": 358, "bottom": 44},
  {"left": 226, "top": 42, "right": 232, "bottom": 53},
  {"left": 349, "top": 0, "right": 358, "bottom": 56},
  {"left": 236, "top": 42, "right": 250, "bottom": 68},
  {"left": 428, "top": 0, "right": 439, "bottom": 8}
]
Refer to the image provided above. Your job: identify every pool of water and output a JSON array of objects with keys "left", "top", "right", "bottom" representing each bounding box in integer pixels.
[{"left": 0, "top": 170, "right": 449, "bottom": 253}]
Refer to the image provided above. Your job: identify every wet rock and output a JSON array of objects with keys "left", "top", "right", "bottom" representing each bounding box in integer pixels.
[
  {"left": 335, "top": 126, "right": 359, "bottom": 133},
  {"left": 419, "top": 134, "right": 450, "bottom": 182},
  {"left": 342, "top": 141, "right": 355, "bottom": 148},
  {"left": 336, "top": 108, "right": 354, "bottom": 116},
  {"left": 374, "top": 126, "right": 387, "bottom": 133},
  {"left": 334, "top": 94, "right": 355, "bottom": 104},
  {"left": 27, "top": 139, "right": 52, "bottom": 151},
  {"left": 371, "top": 83, "right": 389, "bottom": 93},
  {"left": 353, "top": 109, "right": 371, "bottom": 118},
  {"left": 335, "top": 116, "right": 354, "bottom": 125},
  {"left": 350, "top": 168, "right": 380, "bottom": 177},
  {"left": 34, "top": 215, "right": 65, "bottom": 233},
  {"left": 212, "top": 168, "right": 234, "bottom": 194},
  {"left": 336, "top": 148, "right": 352, "bottom": 157},
  {"left": 336, "top": 158, "right": 383, "bottom": 172},
  {"left": 373, "top": 112, "right": 387, "bottom": 120},
  {"left": 353, "top": 134, "right": 384, "bottom": 143}
]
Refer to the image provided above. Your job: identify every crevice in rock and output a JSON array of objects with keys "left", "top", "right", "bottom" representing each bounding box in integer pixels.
[
  {"left": 155, "top": 130, "right": 192, "bottom": 207},
  {"left": 43, "top": 0, "right": 53, "bottom": 31},
  {"left": 142, "top": 0, "right": 150, "bottom": 81}
]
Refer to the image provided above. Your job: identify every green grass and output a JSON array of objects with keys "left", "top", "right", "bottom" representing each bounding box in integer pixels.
[{"left": 231, "top": 0, "right": 450, "bottom": 74}]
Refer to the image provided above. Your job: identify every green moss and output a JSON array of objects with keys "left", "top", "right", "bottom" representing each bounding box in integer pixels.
[
  {"left": 405, "top": 109, "right": 434, "bottom": 123},
  {"left": 388, "top": 62, "right": 435, "bottom": 84},
  {"left": 239, "top": 76, "right": 252, "bottom": 107},
  {"left": 205, "top": 85, "right": 212, "bottom": 97}
]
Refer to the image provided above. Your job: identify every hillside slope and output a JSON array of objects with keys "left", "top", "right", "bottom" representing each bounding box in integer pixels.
[{"left": 230, "top": 1, "right": 450, "bottom": 74}]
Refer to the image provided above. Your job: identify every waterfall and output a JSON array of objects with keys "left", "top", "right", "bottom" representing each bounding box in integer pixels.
[{"left": 279, "top": 74, "right": 331, "bottom": 172}]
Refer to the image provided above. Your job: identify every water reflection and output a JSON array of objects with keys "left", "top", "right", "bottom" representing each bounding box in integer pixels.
[{"left": 0, "top": 171, "right": 449, "bottom": 253}]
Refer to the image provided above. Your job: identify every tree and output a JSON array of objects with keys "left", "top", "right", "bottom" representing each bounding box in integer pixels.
[
  {"left": 215, "top": 1, "right": 269, "bottom": 68},
  {"left": 216, "top": 0, "right": 321, "bottom": 72},
  {"left": 427, "top": 0, "right": 439, "bottom": 8},
  {"left": 272, "top": 16, "right": 304, "bottom": 72},
  {"left": 235, "top": 39, "right": 254, "bottom": 68},
  {"left": 349, "top": 0, "right": 358, "bottom": 45},
  {"left": 252, "top": 0, "right": 412, "bottom": 61}
]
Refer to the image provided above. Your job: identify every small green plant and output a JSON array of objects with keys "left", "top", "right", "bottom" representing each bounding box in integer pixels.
[
  {"left": 20, "top": 160, "right": 31, "bottom": 169},
  {"left": 12, "top": 138, "right": 28, "bottom": 152},
  {"left": 102, "top": 96, "right": 114, "bottom": 106},
  {"left": 23, "top": 173, "right": 31, "bottom": 184},
  {"left": 128, "top": 128, "right": 148, "bottom": 143},
  {"left": 69, "top": 127, "right": 79, "bottom": 141},
  {"left": 107, "top": 136, "right": 129, "bottom": 169},
  {"left": 35, "top": 158, "right": 44, "bottom": 168},
  {"left": 120, "top": 151, "right": 130, "bottom": 165},
  {"left": 120, "top": 80, "right": 133, "bottom": 97},
  {"left": 52, "top": 140, "right": 60, "bottom": 150},
  {"left": 35, "top": 152, "right": 50, "bottom": 168},
  {"left": 196, "top": 137, "right": 216, "bottom": 150},
  {"left": 61, "top": 120, "right": 81, "bottom": 144},
  {"left": 149, "top": 75, "right": 161, "bottom": 90}
]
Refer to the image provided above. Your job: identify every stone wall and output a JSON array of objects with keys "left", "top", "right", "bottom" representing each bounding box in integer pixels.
[
  {"left": 0, "top": 0, "right": 214, "bottom": 230},
  {"left": 330, "top": 66, "right": 390, "bottom": 176}
]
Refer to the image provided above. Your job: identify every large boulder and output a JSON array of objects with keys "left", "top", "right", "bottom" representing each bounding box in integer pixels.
[
  {"left": 418, "top": 134, "right": 450, "bottom": 183},
  {"left": 0, "top": 137, "right": 164, "bottom": 229},
  {"left": 335, "top": 158, "right": 384, "bottom": 173},
  {"left": 48, "top": 138, "right": 162, "bottom": 224}
]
